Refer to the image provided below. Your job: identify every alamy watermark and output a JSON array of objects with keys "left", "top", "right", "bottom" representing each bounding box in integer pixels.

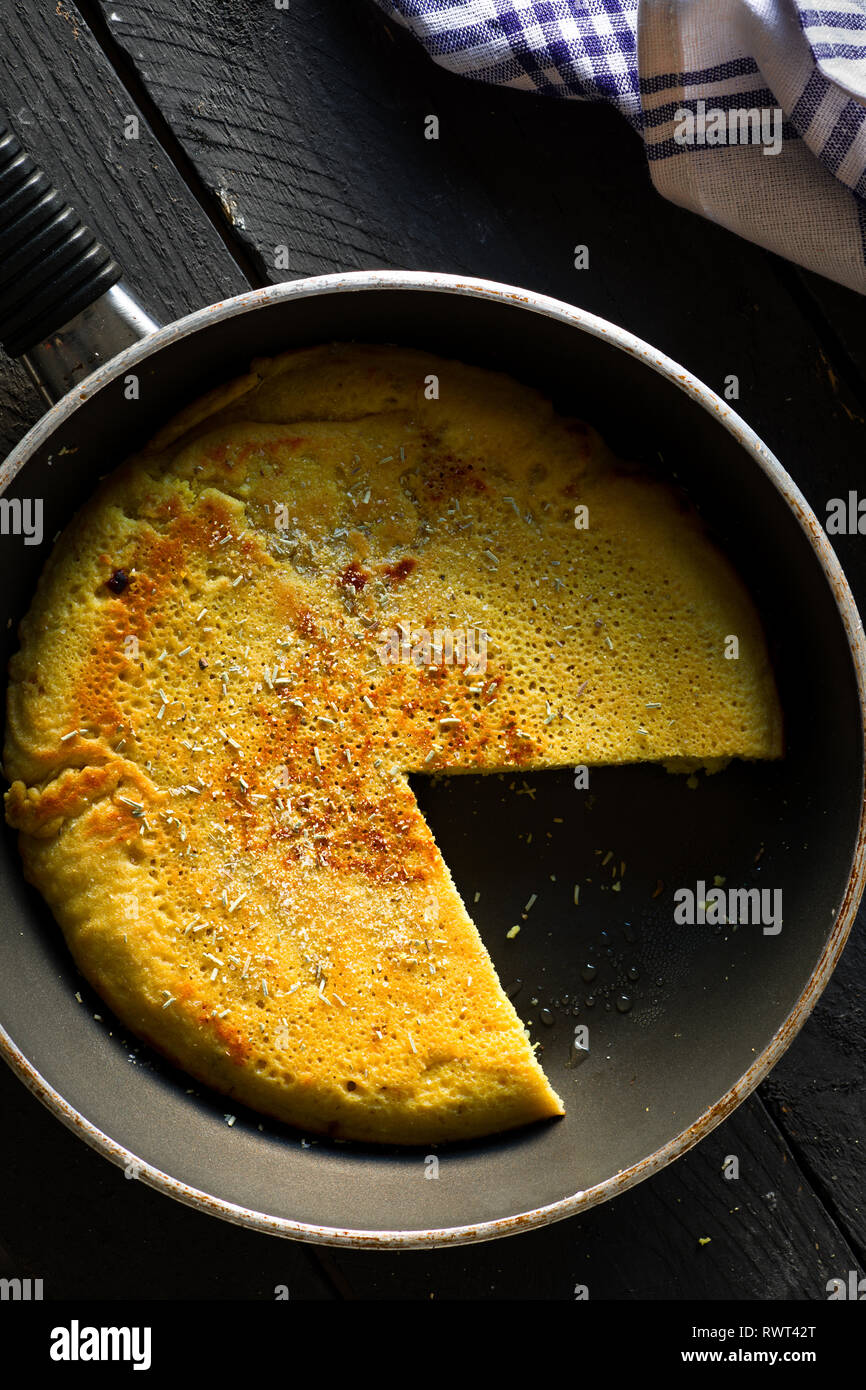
[
  {"left": 0, "top": 497, "right": 43, "bottom": 546},
  {"left": 0, "top": 1277, "right": 43, "bottom": 1300},
  {"left": 377, "top": 623, "right": 488, "bottom": 675},
  {"left": 674, "top": 879, "right": 782, "bottom": 935},
  {"left": 49, "top": 1323, "right": 151, "bottom": 1370},
  {"left": 673, "top": 101, "right": 783, "bottom": 157}
]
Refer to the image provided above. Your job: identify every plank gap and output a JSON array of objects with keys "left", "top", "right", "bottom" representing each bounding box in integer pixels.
[
  {"left": 760, "top": 1083, "right": 866, "bottom": 1271},
  {"left": 772, "top": 257, "right": 866, "bottom": 416},
  {"left": 74, "top": 0, "right": 266, "bottom": 290}
]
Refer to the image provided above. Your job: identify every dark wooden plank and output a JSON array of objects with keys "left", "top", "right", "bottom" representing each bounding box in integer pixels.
[
  {"left": 324, "top": 1096, "right": 859, "bottom": 1300},
  {"left": 0, "top": 0, "right": 248, "bottom": 344},
  {"left": 95, "top": 0, "right": 866, "bottom": 1276},
  {"left": 0, "top": 356, "right": 43, "bottom": 459},
  {"left": 0, "top": 0, "right": 249, "bottom": 457},
  {"left": 93, "top": 0, "right": 531, "bottom": 281},
  {"left": 761, "top": 922, "right": 866, "bottom": 1255},
  {"left": 789, "top": 266, "right": 866, "bottom": 393},
  {"left": 0, "top": 1062, "right": 334, "bottom": 1299}
]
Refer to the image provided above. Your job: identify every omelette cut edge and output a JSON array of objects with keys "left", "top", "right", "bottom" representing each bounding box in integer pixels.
[{"left": 4, "top": 765, "right": 565, "bottom": 1145}]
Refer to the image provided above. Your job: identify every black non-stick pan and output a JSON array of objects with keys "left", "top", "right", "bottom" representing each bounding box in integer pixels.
[{"left": 0, "top": 117, "right": 864, "bottom": 1247}]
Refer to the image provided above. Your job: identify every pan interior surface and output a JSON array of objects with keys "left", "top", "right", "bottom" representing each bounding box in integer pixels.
[{"left": 0, "top": 283, "right": 861, "bottom": 1240}]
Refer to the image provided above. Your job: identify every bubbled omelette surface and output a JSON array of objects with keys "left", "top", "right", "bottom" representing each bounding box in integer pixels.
[{"left": 3, "top": 343, "right": 782, "bottom": 1144}]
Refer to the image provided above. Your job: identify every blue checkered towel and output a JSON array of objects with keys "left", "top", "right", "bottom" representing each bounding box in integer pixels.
[{"left": 373, "top": 1, "right": 866, "bottom": 294}]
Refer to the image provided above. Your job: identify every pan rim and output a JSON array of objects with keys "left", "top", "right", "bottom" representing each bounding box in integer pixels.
[{"left": 1, "top": 268, "right": 864, "bottom": 1249}]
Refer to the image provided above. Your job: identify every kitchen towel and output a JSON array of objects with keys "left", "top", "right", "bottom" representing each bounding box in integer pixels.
[{"left": 372, "top": 1, "right": 866, "bottom": 293}]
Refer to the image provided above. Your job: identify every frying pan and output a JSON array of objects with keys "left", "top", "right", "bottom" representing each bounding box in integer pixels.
[{"left": 0, "top": 116, "right": 864, "bottom": 1250}]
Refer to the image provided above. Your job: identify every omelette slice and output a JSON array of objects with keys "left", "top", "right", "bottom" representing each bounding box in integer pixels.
[{"left": 3, "top": 344, "right": 782, "bottom": 1144}]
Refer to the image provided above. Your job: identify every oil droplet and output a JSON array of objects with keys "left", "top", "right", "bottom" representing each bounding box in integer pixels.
[
  {"left": 627, "top": 965, "right": 640, "bottom": 981},
  {"left": 616, "top": 993, "right": 633, "bottom": 1014},
  {"left": 581, "top": 963, "right": 598, "bottom": 982},
  {"left": 624, "top": 922, "right": 638, "bottom": 943},
  {"left": 506, "top": 979, "right": 523, "bottom": 1000},
  {"left": 539, "top": 1007, "right": 555, "bottom": 1027},
  {"left": 585, "top": 994, "right": 597, "bottom": 1008}
]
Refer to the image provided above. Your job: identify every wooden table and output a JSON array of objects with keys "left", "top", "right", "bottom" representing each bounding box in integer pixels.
[{"left": 0, "top": 0, "right": 863, "bottom": 1302}]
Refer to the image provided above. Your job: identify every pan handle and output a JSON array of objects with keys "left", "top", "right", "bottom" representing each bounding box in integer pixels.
[{"left": 0, "top": 116, "right": 159, "bottom": 404}]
